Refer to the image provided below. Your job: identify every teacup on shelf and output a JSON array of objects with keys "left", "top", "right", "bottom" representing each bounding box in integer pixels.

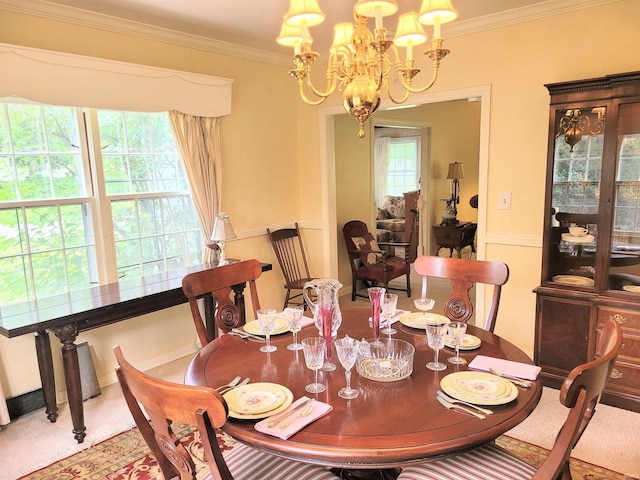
[{"left": 569, "top": 226, "right": 588, "bottom": 237}]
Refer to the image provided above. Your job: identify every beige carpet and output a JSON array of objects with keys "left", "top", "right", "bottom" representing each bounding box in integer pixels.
[{"left": 1, "top": 274, "right": 639, "bottom": 479}]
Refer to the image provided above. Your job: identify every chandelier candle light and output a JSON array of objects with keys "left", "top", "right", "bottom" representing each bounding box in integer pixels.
[
  {"left": 277, "top": 0, "right": 458, "bottom": 138},
  {"left": 210, "top": 212, "right": 236, "bottom": 266}
]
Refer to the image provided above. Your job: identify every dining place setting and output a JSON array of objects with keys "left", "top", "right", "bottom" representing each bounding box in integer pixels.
[{"left": 211, "top": 275, "right": 542, "bottom": 454}]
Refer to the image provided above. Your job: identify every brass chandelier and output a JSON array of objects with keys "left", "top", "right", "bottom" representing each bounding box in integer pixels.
[{"left": 277, "top": 0, "right": 458, "bottom": 138}]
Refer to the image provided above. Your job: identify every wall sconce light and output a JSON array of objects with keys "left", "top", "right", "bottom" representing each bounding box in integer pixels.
[
  {"left": 557, "top": 107, "right": 606, "bottom": 152},
  {"left": 210, "top": 212, "right": 237, "bottom": 266}
]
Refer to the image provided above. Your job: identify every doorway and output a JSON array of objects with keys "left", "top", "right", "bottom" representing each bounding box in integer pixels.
[{"left": 319, "top": 85, "right": 491, "bottom": 322}]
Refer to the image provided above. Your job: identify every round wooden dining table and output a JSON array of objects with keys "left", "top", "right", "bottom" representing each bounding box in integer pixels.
[{"left": 185, "top": 307, "right": 542, "bottom": 478}]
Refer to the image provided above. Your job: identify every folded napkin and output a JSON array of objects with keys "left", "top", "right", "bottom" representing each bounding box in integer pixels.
[
  {"left": 281, "top": 308, "right": 316, "bottom": 328},
  {"left": 254, "top": 397, "right": 332, "bottom": 440},
  {"left": 369, "top": 309, "right": 410, "bottom": 328},
  {"left": 468, "top": 355, "right": 541, "bottom": 381}
]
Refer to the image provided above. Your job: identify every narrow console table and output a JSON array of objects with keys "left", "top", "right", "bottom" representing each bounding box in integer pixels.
[{"left": 0, "top": 260, "right": 271, "bottom": 443}]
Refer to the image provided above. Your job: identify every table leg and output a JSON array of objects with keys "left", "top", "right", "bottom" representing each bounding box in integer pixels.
[
  {"left": 51, "top": 324, "right": 86, "bottom": 443},
  {"left": 34, "top": 330, "right": 58, "bottom": 423}
]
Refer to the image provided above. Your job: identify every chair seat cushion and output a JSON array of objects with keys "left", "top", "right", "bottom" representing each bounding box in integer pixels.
[
  {"left": 355, "top": 259, "right": 408, "bottom": 282},
  {"left": 199, "top": 443, "right": 340, "bottom": 480},
  {"left": 397, "top": 443, "right": 536, "bottom": 480}
]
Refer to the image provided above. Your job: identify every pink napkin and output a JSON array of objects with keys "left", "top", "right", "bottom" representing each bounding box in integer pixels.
[
  {"left": 468, "top": 355, "right": 541, "bottom": 381},
  {"left": 254, "top": 397, "right": 332, "bottom": 440},
  {"left": 369, "top": 309, "right": 409, "bottom": 328}
]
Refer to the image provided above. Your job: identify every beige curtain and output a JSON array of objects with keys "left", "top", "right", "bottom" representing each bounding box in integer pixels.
[
  {"left": 169, "top": 111, "right": 222, "bottom": 264},
  {"left": 0, "top": 377, "right": 9, "bottom": 426}
]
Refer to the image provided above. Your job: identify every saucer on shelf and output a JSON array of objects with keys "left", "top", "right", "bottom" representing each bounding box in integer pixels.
[{"left": 561, "top": 233, "right": 595, "bottom": 244}]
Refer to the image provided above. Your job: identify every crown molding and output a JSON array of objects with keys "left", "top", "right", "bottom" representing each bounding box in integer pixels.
[
  {"left": 0, "top": 0, "right": 621, "bottom": 67},
  {"left": 445, "top": 0, "right": 621, "bottom": 38},
  {"left": 0, "top": 0, "right": 293, "bottom": 67}
]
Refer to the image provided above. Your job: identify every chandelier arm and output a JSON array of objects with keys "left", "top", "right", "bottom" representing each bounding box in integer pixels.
[
  {"left": 303, "top": 53, "right": 341, "bottom": 99},
  {"left": 386, "top": 84, "right": 411, "bottom": 105},
  {"left": 297, "top": 83, "right": 329, "bottom": 106}
]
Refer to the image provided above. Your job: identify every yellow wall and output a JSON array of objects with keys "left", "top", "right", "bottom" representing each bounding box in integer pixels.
[{"left": 1, "top": 1, "right": 640, "bottom": 402}]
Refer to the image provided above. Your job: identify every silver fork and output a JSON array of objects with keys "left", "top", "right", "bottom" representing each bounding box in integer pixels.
[
  {"left": 215, "top": 375, "right": 241, "bottom": 392},
  {"left": 218, "top": 376, "right": 250, "bottom": 395},
  {"left": 437, "top": 390, "right": 493, "bottom": 416},
  {"left": 437, "top": 395, "right": 486, "bottom": 419}
]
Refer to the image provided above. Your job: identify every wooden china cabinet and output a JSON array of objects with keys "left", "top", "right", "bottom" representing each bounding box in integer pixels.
[{"left": 535, "top": 71, "right": 640, "bottom": 412}]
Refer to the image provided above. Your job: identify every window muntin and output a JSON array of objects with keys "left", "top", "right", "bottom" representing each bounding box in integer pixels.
[
  {"left": 387, "top": 137, "right": 420, "bottom": 196},
  {"left": 0, "top": 102, "right": 203, "bottom": 306}
]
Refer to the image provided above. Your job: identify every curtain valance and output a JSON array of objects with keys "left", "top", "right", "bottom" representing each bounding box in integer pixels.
[{"left": 0, "top": 43, "right": 233, "bottom": 116}]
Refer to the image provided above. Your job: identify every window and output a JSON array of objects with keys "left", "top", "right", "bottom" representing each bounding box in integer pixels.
[
  {"left": 0, "top": 102, "right": 203, "bottom": 306},
  {"left": 386, "top": 137, "right": 420, "bottom": 195}
]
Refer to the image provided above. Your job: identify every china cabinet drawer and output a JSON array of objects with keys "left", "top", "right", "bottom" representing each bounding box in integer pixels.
[
  {"left": 597, "top": 307, "right": 640, "bottom": 331},
  {"left": 603, "top": 360, "right": 640, "bottom": 397}
]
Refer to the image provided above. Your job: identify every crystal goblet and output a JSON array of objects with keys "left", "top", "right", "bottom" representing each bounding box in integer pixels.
[
  {"left": 447, "top": 321, "right": 468, "bottom": 365},
  {"left": 257, "top": 308, "right": 277, "bottom": 353},
  {"left": 425, "top": 323, "right": 448, "bottom": 371},
  {"left": 380, "top": 293, "right": 398, "bottom": 336},
  {"left": 302, "top": 337, "right": 326, "bottom": 393},
  {"left": 335, "top": 336, "right": 360, "bottom": 399},
  {"left": 286, "top": 305, "right": 304, "bottom": 351}
]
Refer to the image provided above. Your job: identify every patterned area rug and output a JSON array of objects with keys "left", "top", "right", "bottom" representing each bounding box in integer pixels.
[{"left": 19, "top": 426, "right": 624, "bottom": 480}]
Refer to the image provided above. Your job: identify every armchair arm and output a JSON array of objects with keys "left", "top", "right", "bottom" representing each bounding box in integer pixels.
[{"left": 378, "top": 242, "right": 412, "bottom": 264}]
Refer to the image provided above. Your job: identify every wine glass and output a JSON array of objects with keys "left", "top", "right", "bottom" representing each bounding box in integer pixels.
[
  {"left": 425, "top": 323, "right": 448, "bottom": 371},
  {"left": 286, "top": 305, "right": 304, "bottom": 351},
  {"left": 302, "top": 337, "right": 326, "bottom": 393},
  {"left": 447, "top": 321, "right": 468, "bottom": 365},
  {"left": 257, "top": 308, "right": 277, "bottom": 353},
  {"left": 335, "top": 336, "right": 360, "bottom": 399},
  {"left": 368, "top": 287, "right": 385, "bottom": 346},
  {"left": 380, "top": 293, "right": 398, "bottom": 336},
  {"left": 414, "top": 297, "right": 435, "bottom": 324}
]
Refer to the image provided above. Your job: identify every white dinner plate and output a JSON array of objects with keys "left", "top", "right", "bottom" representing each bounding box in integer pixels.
[
  {"left": 551, "top": 275, "right": 594, "bottom": 287},
  {"left": 623, "top": 285, "right": 640, "bottom": 293},
  {"left": 243, "top": 317, "right": 290, "bottom": 336},
  {"left": 399, "top": 312, "right": 450, "bottom": 329},
  {"left": 440, "top": 371, "right": 518, "bottom": 406},
  {"left": 445, "top": 334, "right": 481, "bottom": 350},
  {"left": 224, "top": 383, "right": 293, "bottom": 419}
]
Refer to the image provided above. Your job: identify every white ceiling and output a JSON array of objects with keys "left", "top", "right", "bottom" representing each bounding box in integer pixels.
[{"left": 1, "top": 0, "right": 619, "bottom": 62}]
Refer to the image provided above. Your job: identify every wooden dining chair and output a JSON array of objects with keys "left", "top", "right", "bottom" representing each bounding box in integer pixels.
[
  {"left": 113, "top": 345, "right": 340, "bottom": 480},
  {"left": 414, "top": 255, "right": 509, "bottom": 333},
  {"left": 343, "top": 219, "right": 412, "bottom": 301},
  {"left": 397, "top": 317, "right": 623, "bottom": 480},
  {"left": 266, "top": 222, "right": 314, "bottom": 310},
  {"left": 182, "top": 259, "right": 262, "bottom": 346}
]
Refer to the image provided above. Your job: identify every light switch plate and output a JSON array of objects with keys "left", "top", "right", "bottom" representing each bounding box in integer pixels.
[{"left": 499, "top": 192, "right": 511, "bottom": 210}]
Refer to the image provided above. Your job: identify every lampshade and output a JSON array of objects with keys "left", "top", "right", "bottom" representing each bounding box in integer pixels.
[
  {"left": 394, "top": 12, "right": 428, "bottom": 47},
  {"left": 284, "top": 0, "right": 325, "bottom": 28},
  {"left": 354, "top": 0, "right": 399, "bottom": 18},
  {"left": 417, "top": 0, "right": 458, "bottom": 25},
  {"left": 447, "top": 162, "right": 464, "bottom": 180},
  {"left": 277, "top": 18, "right": 305, "bottom": 47},
  {"left": 210, "top": 212, "right": 237, "bottom": 241},
  {"left": 331, "top": 22, "right": 355, "bottom": 50}
]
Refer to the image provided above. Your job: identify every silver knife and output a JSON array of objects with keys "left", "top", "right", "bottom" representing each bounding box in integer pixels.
[
  {"left": 437, "top": 390, "right": 493, "bottom": 416},
  {"left": 230, "top": 328, "right": 265, "bottom": 341},
  {"left": 267, "top": 399, "right": 313, "bottom": 428},
  {"left": 437, "top": 395, "right": 486, "bottom": 419}
]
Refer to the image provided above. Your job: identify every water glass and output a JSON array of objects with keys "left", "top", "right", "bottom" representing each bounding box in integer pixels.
[
  {"left": 380, "top": 293, "right": 398, "bottom": 336},
  {"left": 447, "top": 321, "right": 468, "bottom": 365},
  {"left": 286, "top": 305, "right": 304, "bottom": 351},
  {"left": 425, "top": 323, "right": 448, "bottom": 371},
  {"left": 302, "top": 337, "right": 326, "bottom": 393},
  {"left": 257, "top": 308, "right": 277, "bottom": 353},
  {"left": 335, "top": 336, "right": 360, "bottom": 399}
]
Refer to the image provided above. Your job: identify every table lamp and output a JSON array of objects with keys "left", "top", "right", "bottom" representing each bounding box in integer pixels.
[
  {"left": 210, "top": 212, "right": 236, "bottom": 266},
  {"left": 446, "top": 162, "right": 464, "bottom": 223}
]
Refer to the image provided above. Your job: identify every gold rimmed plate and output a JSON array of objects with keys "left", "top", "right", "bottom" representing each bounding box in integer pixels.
[
  {"left": 399, "top": 312, "right": 450, "bottom": 329},
  {"left": 551, "top": 275, "right": 594, "bottom": 287},
  {"left": 445, "top": 334, "right": 481, "bottom": 350},
  {"left": 440, "top": 371, "right": 518, "bottom": 406},
  {"left": 243, "top": 317, "right": 289, "bottom": 336},
  {"left": 623, "top": 285, "right": 640, "bottom": 293},
  {"left": 224, "top": 382, "right": 293, "bottom": 419}
]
